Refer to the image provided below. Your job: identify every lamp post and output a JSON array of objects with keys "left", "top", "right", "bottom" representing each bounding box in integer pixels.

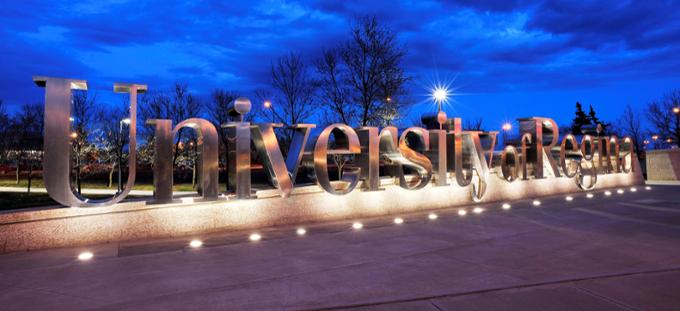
[
  {"left": 70, "top": 131, "right": 81, "bottom": 194},
  {"left": 118, "top": 118, "right": 131, "bottom": 193},
  {"left": 502, "top": 122, "right": 512, "bottom": 144},
  {"left": 432, "top": 87, "right": 449, "bottom": 129},
  {"left": 674, "top": 106, "right": 679, "bottom": 147},
  {"left": 263, "top": 100, "right": 273, "bottom": 122}
]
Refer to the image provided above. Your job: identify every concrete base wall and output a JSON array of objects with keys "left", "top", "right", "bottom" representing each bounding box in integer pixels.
[
  {"left": 646, "top": 149, "right": 680, "bottom": 181},
  {"left": 0, "top": 162, "right": 644, "bottom": 253}
]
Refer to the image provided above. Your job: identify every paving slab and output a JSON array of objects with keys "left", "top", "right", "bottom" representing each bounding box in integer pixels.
[{"left": 0, "top": 186, "right": 679, "bottom": 310}]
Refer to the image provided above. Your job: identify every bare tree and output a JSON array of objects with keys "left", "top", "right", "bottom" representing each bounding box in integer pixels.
[
  {"left": 463, "top": 118, "right": 484, "bottom": 131},
  {"left": 264, "top": 52, "right": 317, "bottom": 146},
  {"left": 139, "top": 83, "right": 202, "bottom": 166},
  {"left": 315, "top": 49, "right": 353, "bottom": 125},
  {"left": 139, "top": 83, "right": 202, "bottom": 188},
  {"left": 93, "top": 103, "right": 129, "bottom": 189},
  {"left": 615, "top": 104, "right": 645, "bottom": 155},
  {"left": 71, "top": 90, "right": 100, "bottom": 195},
  {"left": 646, "top": 90, "right": 680, "bottom": 148},
  {"left": 10, "top": 103, "right": 44, "bottom": 193},
  {"left": 338, "top": 16, "right": 410, "bottom": 127},
  {"left": 0, "top": 100, "right": 11, "bottom": 167},
  {"left": 206, "top": 89, "right": 240, "bottom": 172}
]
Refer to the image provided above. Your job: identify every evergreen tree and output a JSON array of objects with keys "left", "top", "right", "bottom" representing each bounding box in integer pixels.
[
  {"left": 588, "top": 104, "right": 610, "bottom": 134},
  {"left": 570, "top": 102, "right": 590, "bottom": 134}
]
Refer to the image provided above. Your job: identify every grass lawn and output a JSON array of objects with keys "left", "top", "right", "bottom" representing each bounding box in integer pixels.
[{"left": 0, "top": 179, "right": 198, "bottom": 192}]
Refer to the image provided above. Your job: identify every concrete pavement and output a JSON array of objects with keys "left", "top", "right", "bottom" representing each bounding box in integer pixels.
[{"left": 1, "top": 185, "right": 679, "bottom": 310}]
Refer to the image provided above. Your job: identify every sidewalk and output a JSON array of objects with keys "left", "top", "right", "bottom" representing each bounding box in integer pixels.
[{"left": 1, "top": 186, "right": 679, "bottom": 310}]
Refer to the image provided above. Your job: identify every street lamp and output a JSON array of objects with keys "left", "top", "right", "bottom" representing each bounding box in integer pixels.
[
  {"left": 674, "top": 107, "right": 680, "bottom": 148},
  {"left": 263, "top": 100, "right": 272, "bottom": 109},
  {"left": 432, "top": 87, "right": 448, "bottom": 112},
  {"left": 117, "top": 118, "right": 131, "bottom": 193},
  {"left": 501, "top": 122, "right": 512, "bottom": 144}
]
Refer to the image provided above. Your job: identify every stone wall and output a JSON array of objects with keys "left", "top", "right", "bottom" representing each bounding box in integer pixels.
[
  {"left": 646, "top": 149, "right": 680, "bottom": 181},
  {"left": 0, "top": 159, "right": 645, "bottom": 253}
]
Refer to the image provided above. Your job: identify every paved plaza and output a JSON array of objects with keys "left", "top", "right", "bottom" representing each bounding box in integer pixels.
[{"left": 1, "top": 185, "right": 680, "bottom": 310}]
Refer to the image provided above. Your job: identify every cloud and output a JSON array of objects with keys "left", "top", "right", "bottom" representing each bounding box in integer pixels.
[{"left": 0, "top": 0, "right": 679, "bottom": 129}]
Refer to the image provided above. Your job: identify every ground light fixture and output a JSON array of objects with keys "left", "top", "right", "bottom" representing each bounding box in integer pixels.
[
  {"left": 189, "top": 239, "right": 203, "bottom": 248},
  {"left": 472, "top": 207, "right": 484, "bottom": 214},
  {"left": 617, "top": 189, "right": 624, "bottom": 194},
  {"left": 630, "top": 187, "right": 637, "bottom": 192},
  {"left": 352, "top": 222, "right": 363, "bottom": 230},
  {"left": 565, "top": 196, "right": 574, "bottom": 202},
  {"left": 296, "top": 228, "right": 306, "bottom": 236},
  {"left": 586, "top": 193, "right": 594, "bottom": 199},
  {"left": 645, "top": 186, "right": 652, "bottom": 190},
  {"left": 532, "top": 200, "right": 541, "bottom": 206},
  {"left": 605, "top": 191, "right": 612, "bottom": 196},
  {"left": 249, "top": 233, "right": 262, "bottom": 242},
  {"left": 502, "top": 203, "right": 511, "bottom": 210},
  {"left": 77, "top": 251, "right": 93, "bottom": 261},
  {"left": 428, "top": 213, "right": 438, "bottom": 220},
  {"left": 458, "top": 209, "right": 468, "bottom": 216},
  {"left": 393, "top": 217, "right": 404, "bottom": 225}
]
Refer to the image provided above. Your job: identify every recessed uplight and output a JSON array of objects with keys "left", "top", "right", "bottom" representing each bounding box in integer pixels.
[
  {"left": 532, "top": 200, "right": 541, "bottom": 206},
  {"left": 502, "top": 203, "right": 511, "bottom": 210},
  {"left": 645, "top": 186, "right": 652, "bottom": 190},
  {"left": 565, "top": 196, "right": 574, "bottom": 202},
  {"left": 249, "top": 233, "right": 262, "bottom": 241},
  {"left": 586, "top": 193, "right": 594, "bottom": 199},
  {"left": 352, "top": 222, "right": 363, "bottom": 230},
  {"left": 630, "top": 187, "right": 637, "bottom": 192},
  {"left": 617, "top": 189, "right": 624, "bottom": 194},
  {"left": 189, "top": 239, "right": 203, "bottom": 248},
  {"left": 393, "top": 217, "right": 404, "bottom": 225},
  {"left": 458, "top": 209, "right": 467, "bottom": 216},
  {"left": 77, "top": 251, "right": 93, "bottom": 261},
  {"left": 472, "top": 207, "right": 484, "bottom": 214},
  {"left": 428, "top": 213, "right": 438, "bottom": 220},
  {"left": 296, "top": 228, "right": 307, "bottom": 236},
  {"left": 604, "top": 191, "right": 612, "bottom": 196}
]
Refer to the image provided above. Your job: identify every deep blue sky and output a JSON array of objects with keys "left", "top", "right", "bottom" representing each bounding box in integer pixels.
[{"left": 2, "top": 0, "right": 680, "bottom": 130}]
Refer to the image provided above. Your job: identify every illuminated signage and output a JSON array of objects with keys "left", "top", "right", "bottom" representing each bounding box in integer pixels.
[{"left": 34, "top": 77, "right": 636, "bottom": 208}]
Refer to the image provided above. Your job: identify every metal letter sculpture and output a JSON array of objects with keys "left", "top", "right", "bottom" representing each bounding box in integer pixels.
[
  {"left": 35, "top": 77, "right": 145, "bottom": 207},
  {"left": 33, "top": 76, "right": 639, "bottom": 208}
]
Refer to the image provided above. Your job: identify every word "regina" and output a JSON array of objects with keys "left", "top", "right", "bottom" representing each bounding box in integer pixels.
[{"left": 34, "top": 77, "right": 636, "bottom": 208}]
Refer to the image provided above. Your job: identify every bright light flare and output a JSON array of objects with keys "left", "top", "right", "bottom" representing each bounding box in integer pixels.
[
  {"left": 502, "top": 203, "right": 511, "bottom": 210},
  {"left": 352, "top": 222, "right": 363, "bottom": 230},
  {"left": 394, "top": 217, "right": 404, "bottom": 225},
  {"left": 428, "top": 213, "right": 438, "bottom": 220},
  {"left": 432, "top": 87, "right": 449, "bottom": 104},
  {"left": 77, "top": 251, "right": 93, "bottom": 261},
  {"left": 532, "top": 200, "right": 541, "bottom": 206},
  {"left": 296, "top": 228, "right": 306, "bottom": 236},
  {"left": 502, "top": 123, "right": 512, "bottom": 131},
  {"left": 249, "top": 233, "right": 262, "bottom": 241},
  {"left": 189, "top": 239, "right": 203, "bottom": 248}
]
